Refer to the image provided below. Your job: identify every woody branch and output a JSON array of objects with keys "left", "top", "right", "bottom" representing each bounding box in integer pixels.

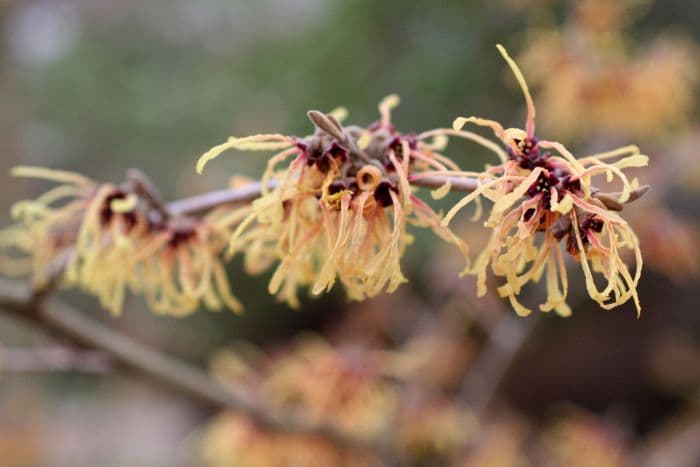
[{"left": 0, "top": 278, "right": 393, "bottom": 461}]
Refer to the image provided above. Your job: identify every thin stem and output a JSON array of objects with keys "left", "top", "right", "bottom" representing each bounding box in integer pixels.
[
  {"left": 167, "top": 181, "right": 275, "bottom": 216},
  {"left": 411, "top": 175, "right": 480, "bottom": 192},
  {"left": 459, "top": 312, "right": 539, "bottom": 415},
  {"left": 167, "top": 175, "right": 480, "bottom": 216}
]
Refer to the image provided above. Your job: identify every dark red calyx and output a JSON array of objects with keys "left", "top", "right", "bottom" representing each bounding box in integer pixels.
[
  {"left": 523, "top": 208, "right": 536, "bottom": 222},
  {"left": 168, "top": 226, "right": 197, "bottom": 248},
  {"left": 327, "top": 180, "right": 347, "bottom": 195},
  {"left": 374, "top": 181, "right": 397, "bottom": 207},
  {"left": 100, "top": 190, "right": 137, "bottom": 231},
  {"left": 580, "top": 215, "right": 604, "bottom": 233}
]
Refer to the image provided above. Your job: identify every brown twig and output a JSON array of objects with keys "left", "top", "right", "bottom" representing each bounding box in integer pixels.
[
  {"left": 0, "top": 279, "right": 391, "bottom": 461},
  {"left": 166, "top": 176, "right": 480, "bottom": 217},
  {"left": 410, "top": 175, "right": 481, "bottom": 192},
  {"left": 167, "top": 181, "right": 276, "bottom": 216},
  {"left": 153, "top": 173, "right": 647, "bottom": 218}
]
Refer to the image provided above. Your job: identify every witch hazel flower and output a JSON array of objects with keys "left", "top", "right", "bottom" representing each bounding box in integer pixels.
[
  {"left": 196, "top": 96, "right": 471, "bottom": 307},
  {"left": 440, "top": 45, "right": 649, "bottom": 317},
  {"left": 0, "top": 167, "right": 243, "bottom": 316}
]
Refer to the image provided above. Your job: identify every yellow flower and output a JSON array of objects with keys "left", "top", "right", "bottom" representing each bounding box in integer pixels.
[
  {"left": 197, "top": 97, "right": 468, "bottom": 307},
  {"left": 126, "top": 206, "right": 247, "bottom": 317},
  {"left": 1, "top": 167, "right": 243, "bottom": 316},
  {"left": 441, "top": 45, "right": 647, "bottom": 317}
]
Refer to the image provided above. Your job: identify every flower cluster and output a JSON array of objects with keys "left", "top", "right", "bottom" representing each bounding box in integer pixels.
[
  {"left": 537, "top": 410, "right": 629, "bottom": 467},
  {"left": 202, "top": 336, "right": 474, "bottom": 467},
  {"left": 202, "top": 412, "right": 375, "bottom": 467},
  {"left": 202, "top": 337, "right": 393, "bottom": 467},
  {"left": 1, "top": 45, "right": 650, "bottom": 317},
  {"left": 519, "top": 0, "right": 697, "bottom": 140},
  {"left": 439, "top": 46, "right": 647, "bottom": 316},
  {"left": 202, "top": 337, "right": 633, "bottom": 467},
  {"left": 196, "top": 97, "right": 470, "bottom": 307},
  {"left": 459, "top": 409, "right": 629, "bottom": 467},
  {"left": 0, "top": 167, "right": 244, "bottom": 316}
]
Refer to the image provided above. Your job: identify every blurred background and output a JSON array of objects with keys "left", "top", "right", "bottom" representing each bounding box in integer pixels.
[{"left": 1, "top": 0, "right": 700, "bottom": 466}]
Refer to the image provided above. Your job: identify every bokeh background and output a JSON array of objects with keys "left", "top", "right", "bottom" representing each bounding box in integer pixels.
[{"left": 1, "top": 0, "right": 700, "bottom": 466}]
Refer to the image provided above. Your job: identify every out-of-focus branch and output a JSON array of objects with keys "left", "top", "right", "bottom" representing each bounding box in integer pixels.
[
  {"left": 0, "top": 346, "right": 110, "bottom": 374},
  {"left": 459, "top": 312, "right": 539, "bottom": 414},
  {"left": 0, "top": 279, "right": 390, "bottom": 461},
  {"left": 634, "top": 403, "right": 700, "bottom": 467}
]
